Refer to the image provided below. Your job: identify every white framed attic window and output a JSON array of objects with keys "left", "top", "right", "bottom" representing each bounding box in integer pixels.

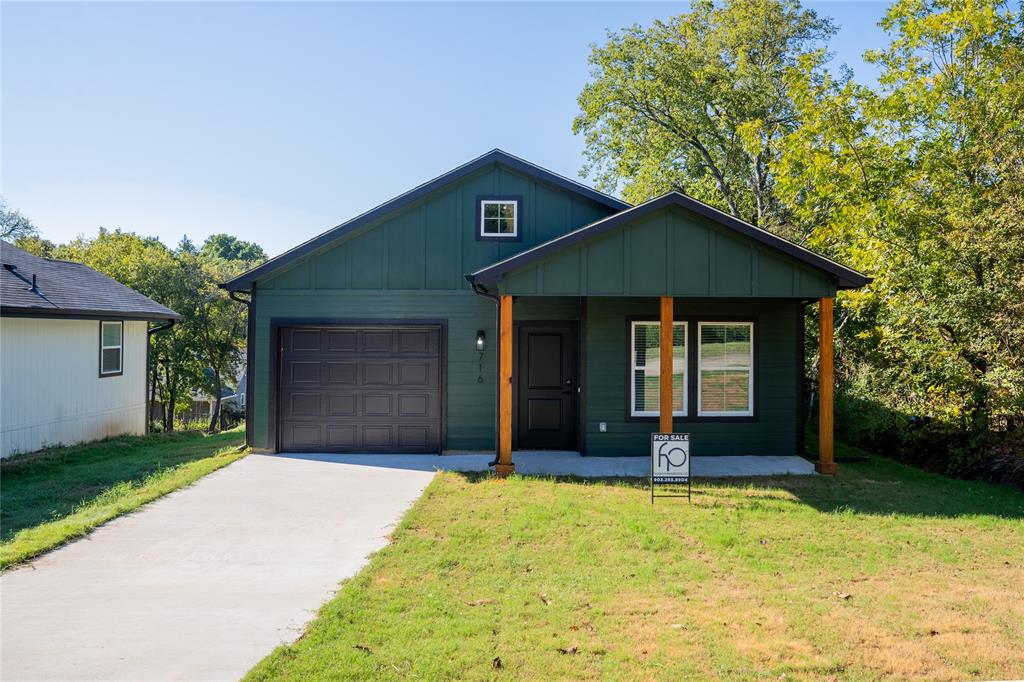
[
  {"left": 630, "top": 320, "right": 687, "bottom": 417},
  {"left": 478, "top": 197, "right": 520, "bottom": 240},
  {"left": 99, "top": 320, "right": 124, "bottom": 377},
  {"left": 697, "top": 322, "right": 754, "bottom": 417}
]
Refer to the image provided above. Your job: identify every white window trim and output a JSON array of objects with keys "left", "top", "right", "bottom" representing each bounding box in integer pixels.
[
  {"left": 630, "top": 320, "right": 687, "bottom": 418},
  {"left": 100, "top": 320, "right": 123, "bottom": 376},
  {"left": 479, "top": 199, "right": 518, "bottom": 238},
  {"left": 697, "top": 321, "right": 754, "bottom": 417}
]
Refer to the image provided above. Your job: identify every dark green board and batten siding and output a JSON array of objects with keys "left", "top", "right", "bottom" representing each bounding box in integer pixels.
[
  {"left": 249, "top": 163, "right": 614, "bottom": 451},
  {"left": 497, "top": 205, "right": 837, "bottom": 298},
  {"left": 583, "top": 298, "right": 801, "bottom": 457},
  {"left": 259, "top": 165, "right": 615, "bottom": 294}
]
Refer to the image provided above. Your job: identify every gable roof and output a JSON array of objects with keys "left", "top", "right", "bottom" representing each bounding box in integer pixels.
[
  {"left": 467, "top": 192, "right": 871, "bottom": 291},
  {"left": 222, "top": 149, "right": 630, "bottom": 291},
  {"left": 1, "top": 241, "right": 181, "bottom": 320}
]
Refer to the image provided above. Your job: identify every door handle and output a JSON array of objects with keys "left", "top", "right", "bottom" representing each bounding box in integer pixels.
[{"left": 562, "top": 379, "right": 573, "bottom": 395}]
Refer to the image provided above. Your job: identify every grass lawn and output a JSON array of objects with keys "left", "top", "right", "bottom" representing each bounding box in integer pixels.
[
  {"left": 1, "top": 428, "right": 245, "bottom": 568},
  {"left": 247, "top": 441, "right": 1024, "bottom": 681}
]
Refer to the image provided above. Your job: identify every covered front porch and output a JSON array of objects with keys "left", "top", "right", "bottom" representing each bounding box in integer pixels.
[
  {"left": 464, "top": 192, "right": 867, "bottom": 477},
  {"left": 485, "top": 294, "right": 837, "bottom": 477}
]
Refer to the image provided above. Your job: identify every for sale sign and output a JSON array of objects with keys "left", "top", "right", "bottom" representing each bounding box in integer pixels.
[{"left": 650, "top": 433, "right": 691, "bottom": 502}]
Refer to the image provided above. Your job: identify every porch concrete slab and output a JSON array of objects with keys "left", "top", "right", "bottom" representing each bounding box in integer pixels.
[
  {"left": 1, "top": 454, "right": 435, "bottom": 682},
  {"left": 276, "top": 452, "right": 815, "bottom": 477}
]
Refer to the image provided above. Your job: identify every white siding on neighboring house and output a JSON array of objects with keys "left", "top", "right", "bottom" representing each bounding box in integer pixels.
[{"left": 0, "top": 318, "right": 148, "bottom": 458}]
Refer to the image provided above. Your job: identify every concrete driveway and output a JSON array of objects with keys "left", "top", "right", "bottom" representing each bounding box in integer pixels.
[{"left": 0, "top": 454, "right": 436, "bottom": 682}]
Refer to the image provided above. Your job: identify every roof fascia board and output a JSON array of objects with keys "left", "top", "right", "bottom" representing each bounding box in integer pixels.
[
  {"left": 223, "top": 149, "right": 630, "bottom": 291},
  {"left": 0, "top": 307, "right": 181, "bottom": 321}
]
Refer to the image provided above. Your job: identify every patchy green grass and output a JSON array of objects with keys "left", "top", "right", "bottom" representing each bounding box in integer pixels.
[
  {"left": 1, "top": 428, "right": 245, "bottom": 568},
  {"left": 247, "top": 441, "right": 1024, "bottom": 681}
]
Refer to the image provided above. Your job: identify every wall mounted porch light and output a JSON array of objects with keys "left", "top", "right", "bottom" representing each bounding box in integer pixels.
[{"left": 476, "top": 330, "right": 486, "bottom": 351}]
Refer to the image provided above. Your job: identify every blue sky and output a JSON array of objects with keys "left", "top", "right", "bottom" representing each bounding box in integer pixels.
[{"left": 2, "top": 1, "right": 890, "bottom": 258}]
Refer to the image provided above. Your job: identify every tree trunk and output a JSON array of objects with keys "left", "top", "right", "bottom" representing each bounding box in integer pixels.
[
  {"left": 167, "top": 385, "right": 177, "bottom": 431},
  {"left": 149, "top": 357, "right": 158, "bottom": 431},
  {"left": 208, "top": 368, "right": 222, "bottom": 433},
  {"left": 162, "top": 365, "right": 172, "bottom": 431}
]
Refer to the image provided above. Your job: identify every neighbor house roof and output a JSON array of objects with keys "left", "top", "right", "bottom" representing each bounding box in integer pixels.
[
  {"left": 1, "top": 241, "right": 181, "bottom": 320},
  {"left": 222, "top": 149, "right": 631, "bottom": 292},
  {"left": 467, "top": 192, "right": 871, "bottom": 290}
]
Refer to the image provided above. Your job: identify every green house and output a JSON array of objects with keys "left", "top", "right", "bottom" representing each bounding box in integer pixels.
[{"left": 224, "top": 150, "right": 868, "bottom": 473}]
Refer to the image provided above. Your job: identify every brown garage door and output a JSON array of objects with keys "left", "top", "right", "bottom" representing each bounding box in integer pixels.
[{"left": 277, "top": 325, "right": 442, "bottom": 453}]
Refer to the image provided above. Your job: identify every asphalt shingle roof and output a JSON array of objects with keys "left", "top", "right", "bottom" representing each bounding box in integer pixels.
[{"left": 1, "top": 241, "right": 180, "bottom": 320}]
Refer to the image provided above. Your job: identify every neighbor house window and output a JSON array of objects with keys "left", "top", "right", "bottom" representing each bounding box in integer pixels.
[
  {"left": 630, "top": 321, "right": 686, "bottom": 417},
  {"left": 100, "top": 321, "right": 123, "bottom": 376},
  {"left": 698, "top": 322, "right": 754, "bottom": 416},
  {"left": 478, "top": 198, "right": 519, "bottom": 239}
]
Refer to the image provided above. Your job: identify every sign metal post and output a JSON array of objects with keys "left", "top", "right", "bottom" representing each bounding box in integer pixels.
[{"left": 650, "top": 433, "right": 691, "bottom": 503}]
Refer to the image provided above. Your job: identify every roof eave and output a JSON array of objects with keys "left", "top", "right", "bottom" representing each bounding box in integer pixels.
[{"left": 0, "top": 306, "right": 182, "bottom": 321}]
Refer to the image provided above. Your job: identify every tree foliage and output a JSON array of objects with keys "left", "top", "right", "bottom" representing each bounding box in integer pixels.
[
  {"left": 779, "top": 0, "right": 1024, "bottom": 428},
  {"left": 1, "top": 198, "right": 40, "bottom": 241},
  {"left": 200, "top": 233, "right": 266, "bottom": 265},
  {"left": 574, "top": 0, "right": 835, "bottom": 230}
]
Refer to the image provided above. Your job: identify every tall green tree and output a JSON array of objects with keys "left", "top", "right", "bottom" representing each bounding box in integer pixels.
[
  {"left": 177, "top": 238, "right": 252, "bottom": 432},
  {"left": 573, "top": 0, "right": 835, "bottom": 230},
  {"left": 778, "top": 0, "right": 1024, "bottom": 428}
]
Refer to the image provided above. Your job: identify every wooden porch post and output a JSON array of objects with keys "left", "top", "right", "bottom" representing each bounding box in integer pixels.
[
  {"left": 817, "top": 297, "right": 837, "bottom": 474},
  {"left": 659, "top": 296, "right": 673, "bottom": 434},
  {"left": 496, "top": 295, "right": 514, "bottom": 477}
]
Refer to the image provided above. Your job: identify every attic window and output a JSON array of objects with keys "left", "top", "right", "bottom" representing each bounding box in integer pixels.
[{"left": 478, "top": 197, "right": 520, "bottom": 240}]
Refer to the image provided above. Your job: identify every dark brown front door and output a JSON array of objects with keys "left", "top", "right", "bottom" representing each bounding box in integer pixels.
[
  {"left": 515, "top": 323, "right": 578, "bottom": 450},
  {"left": 277, "top": 325, "right": 442, "bottom": 453}
]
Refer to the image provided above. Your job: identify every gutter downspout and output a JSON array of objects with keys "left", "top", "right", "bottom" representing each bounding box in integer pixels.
[
  {"left": 229, "top": 288, "right": 254, "bottom": 449},
  {"left": 467, "top": 276, "right": 501, "bottom": 467},
  {"left": 147, "top": 319, "right": 176, "bottom": 434}
]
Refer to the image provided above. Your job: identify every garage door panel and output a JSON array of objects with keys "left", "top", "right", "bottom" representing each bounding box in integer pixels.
[
  {"left": 287, "top": 424, "right": 321, "bottom": 448},
  {"left": 325, "top": 425, "right": 356, "bottom": 447},
  {"left": 289, "top": 329, "right": 322, "bottom": 352},
  {"left": 362, "top": 425, "right": 393, "bottom": 447},
  {"left": 325, "top": 330, "right": 357, "bottom": 352},
  {"left": 289, "top": 393, "right": 322, "bottom": 418},
  {"left": 361, "top": 330, "right": 395, "bottom": 352},
  {"left": 326, "top": 394, "right": 356, "bottom": 417},
  {"left": 398, "top": 329, "right": 438, "bottom": 354},
  {"left": 288, "top": 361, "right": 321, "bottom": 384},
  {"left": 326, "top": 362, "right": 358, "bottom": 384},
  {"left": 398, "top": 425, "right": 436, "bottom": 449},
  {"left": 278, "top": 325, "right": 442, "bottom": 453},
  {"left": 398, "top": 394, "right": 430, "bottom": 418},
  {"left": 362, "top": 394, "right": 394, "bottom": 417},
  {"left": 361, "top": 362, "right": 394, "bottom": 386},
  {"left": 398, "top": 361, "right": 432, "bottom": 386}
]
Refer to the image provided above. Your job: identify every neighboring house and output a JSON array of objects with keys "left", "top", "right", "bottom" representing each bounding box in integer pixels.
[
  {"left": 1, "top": 241, "right": 180, "bottom": 458},
  {"left": 223, "top": 149, "right": 869, "bottom": 473}
]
